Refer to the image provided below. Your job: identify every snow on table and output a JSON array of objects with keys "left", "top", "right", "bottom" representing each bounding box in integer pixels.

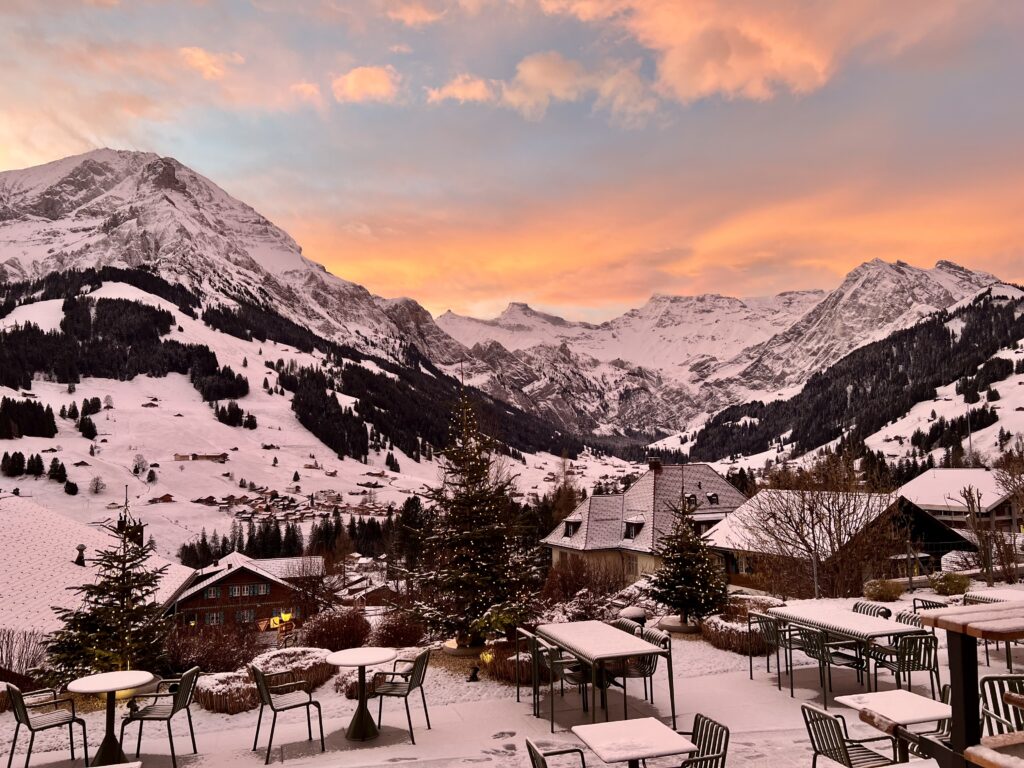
[
  {"left": 834, "top": 689, "right": 951, "bottom": 725},
  {"left": 767, "top": 603, "right": 922, "bottom": 641},
  {"left": 326, "top": 647, "right": 397, "bottom": 668},
  {"left": 68, "top": 670, "right": 155, "bottom": 694},
  {"left": 965, "top": 589, "right": 1024, "bottom": 604},
  {"left": 536, "top": 620, "right": 664, "bottom": 661},
  {"left": 572, "top": 718, "right": 696, "bottom": 763}
]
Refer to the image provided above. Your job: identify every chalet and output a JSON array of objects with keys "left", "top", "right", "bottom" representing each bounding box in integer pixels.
[
  {"left": 899, "top": 468, "right": 1021, "bottom": 532},
  {"left": 173, "top": 452, "right": 229, "bottom": 463},
  {"left": 540, "top": 460, "right": 748, "bottom": 582},
  {"left": 168, "top": 552, "right": 327, "bottom": 629},
  {"left": 148, "top": 493, "right": 175, "bottom": 504},
  {"left": 706, "top": 489, "right": 975, "bottom": 589}
]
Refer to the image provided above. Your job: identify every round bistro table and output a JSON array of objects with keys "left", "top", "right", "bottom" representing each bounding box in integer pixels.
[
  {"left": 327, "top": 647, "right": 397, "bottom": 741},
  {"left": 68, "top": 670, "right": 155, "bottom": 766}
]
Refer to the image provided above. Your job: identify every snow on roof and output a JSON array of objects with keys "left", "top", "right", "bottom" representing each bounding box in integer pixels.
[
  {"left": 705, "top": 488, "right": 896, "bottom": 558},
  {"left": 176, "top": 552, "right": 324, "bottom": 603},
  {"left": 541, "top": 464, "right": 748, "bottom": 554},
  {"left": 0, "top": 496, "right": 191, "bottom": 633},
  {"left": 899, "top": 468, "right": 1009, "bottom": 513}
]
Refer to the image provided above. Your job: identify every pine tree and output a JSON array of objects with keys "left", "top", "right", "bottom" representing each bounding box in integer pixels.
[
  {"left": 42, "top": 504, "right": 169, "bottom": 684},
  {"left": 409, "top": 391, "right": 538, "bottom": 646},
  {"left": 79, "top": 415, "right": 97, "bottom": 440},
  {"left": 646, "top": 505, "right": 727, "bottom": 624}
]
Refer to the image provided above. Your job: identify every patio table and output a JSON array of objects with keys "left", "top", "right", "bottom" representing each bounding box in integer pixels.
[
  {"left": 572, "top": 717, "right": 696, "bottom": 768},
  {"left": 68, "top": 669, "right": 155, "bottom": 766},
  {"left": 767, "top": 604, "right": 923, "bottom": 643},
  {"left": 327, "top": 647, "right": 396, "bottom": 741},
  {"left": 835, "top": 689, "right": 951, "bottom": 761},
  {"left": 964, "top": 590, "right": 1024, "bottom": 605},
  {"left": 536, "top": 620, "right": 676, "bottom": 728}
]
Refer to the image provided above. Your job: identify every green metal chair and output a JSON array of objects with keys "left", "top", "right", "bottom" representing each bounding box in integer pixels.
[
  {"left": 5, "top": 684, "right": 88, "bottom": 768},
  {"left": 801, "top": 703, "right": 895, "bottom": 768},
  {"left": 120, "top": 666, "right": 200, "bottom": 768},
  {"left": 640, "top": 713, "right": 729, "bottom": 768},
  {"left": 249, "top": 663, "right": 325, "bottom": 765},
  {"left": 870, "top": 633, "right": 940, "bottom": 698},
  {"left": 611, "top": 618, "right": 642, "bottom": 635},
  {"left": 980, "top": 674, "right": 1024, "bottom": 736},
  {"left": 852, "top": 602, "right": 892, "bottom": 620},
  {"left": 526, "top": 738, "right": 586, "bottom": 768},
  {"left": 750, "top": 612, "right": 805, "bottom": 696},
  {"left": 908, "top": 683, "right": 952, "bottom": 758},
  {"left": 797, "top": 627, "right": 866, "bottom": 709},
  {"left": 534, "top": 639, "right": 590, "bottom": 733},
  {"left": 368, "top": 648, "right": 432, "bottom": 744}
]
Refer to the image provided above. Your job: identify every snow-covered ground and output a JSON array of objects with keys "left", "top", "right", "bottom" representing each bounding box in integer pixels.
[{"left": 12, "top": 590, "right": 1007, "bottom": 768}]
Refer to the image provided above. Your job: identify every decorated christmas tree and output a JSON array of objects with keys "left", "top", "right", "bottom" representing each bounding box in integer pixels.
[
  {"left": 647, "top": 504, "right": 727, "bottom": 624},
  {"left": 410, "top": 390, "right": 539, "bottom": 647},
  {"left": 43, "top": 496, "right": 170, "bottom": 684}
]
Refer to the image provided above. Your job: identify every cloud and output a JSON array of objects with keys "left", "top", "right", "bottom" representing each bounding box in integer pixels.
[
  {"left": 426, "top": 74, "right": 494, "bottom": 103},
  {"left": 500, "top": 51, "right": 589, "bottom": 119},
  {"left": 593, "top": 60, "right": 658, "bottom": 127},
  {"left": 332, "top": 65, "right": 401, "bottom": 103},
  {"left": 389, "top": 43, "right": 413, "bottom": 54},
  {"left": 386, "top": 1, "right": 444, "bottom": 27},
  {"left": 540, "top": 0, "right": 973, "bottom": 103},
  {"left": 178, "top": 47, "right": 245, "bottom": 81},
  {"left": 289, "top": 81, "right": 326, "bottom": 110}
]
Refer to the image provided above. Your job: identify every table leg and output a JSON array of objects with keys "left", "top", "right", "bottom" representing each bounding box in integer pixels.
[
  {"left": 346, "top": 665, "right": 380, "bottom": 741},
  {"left": 91, "top": 691, "right": 129, "bottom": 766},
  {"left": 896, "top": 736, "right": 909, "bottom": 763}
]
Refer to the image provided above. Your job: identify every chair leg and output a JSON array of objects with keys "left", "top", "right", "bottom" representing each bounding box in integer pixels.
[
  {"left": 24, "top": 732, "right": 34, "bottom": 768},
  {"left": 253, "top": 705, "right": 264, "bottom": 751},
  {"left": 137, "top": 720, "right": 144, "bottom": 757},
  {"left": 188, "top": 707, "right": 198, "bottom": 753},
  {"left": 623, "top": 676, "right": 627, "bottom": 721},
  {"left": 315, "top": 702, "right": 325, "bottom": 752},
  {"left": 80, "top": 720, "right": 89, "bottom": 768},
  {"left": 420, "top": 687, "right": 431, "bottom": 730},
  {"left": 405, "top": 697, "right": 415, "bottom": 744},
  {"left": 265, "top": 712, "right": 277, "bottom": 765},
  {"left": 69, "top": 722, "right": 75, "bottom": 762},
  {"left": 306, "top": 704, "right": 312, "bottom": 741},
  {"left": 168, "top": 720, "right": 178, "bottom": 768},
  {"left": 377, "top": 695, "right": 384, "bottom": 727},
  {"left": 7, "top": 723, "right": 19, "bottom": 768}
]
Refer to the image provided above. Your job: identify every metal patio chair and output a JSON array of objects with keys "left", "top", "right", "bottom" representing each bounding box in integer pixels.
[
  {"left": 526, "top": 738, "right": 586, "bottom": 768},
  {"left": 802, "top": 703, "right": 895, "bottom": 768},
  {"left": 640, "top": 713, "right": 729, "bottom": 768},
  {"left": 120, "top": 665, "right": 200, "bottom": 768},
  {"left": 368, "top": 648, "right": 432, "bottom": 744},
  {"left": 853, "top": 601, "right": 893, "bottom": 620},
  {"left": 534, "top": 638, "right": 590, "bottom": 733},
  {"left": 5, "top": 685, "right": 88, "bottom": 768},
  {"left": 981, "top": 674, "right": 1024, "bottom": 736},
  {"left": 870, "top": 633, "right": 940, "bottom": 698},
  {"left": 797, "top": 627, "right": 866, "bottom": 709},
  {"left": 249, "top": 663, "right": 325, "bottom": 765}
]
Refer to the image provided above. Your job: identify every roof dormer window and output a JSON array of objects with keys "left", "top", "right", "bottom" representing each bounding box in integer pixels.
[
  {"left": 624, "top": 521, "right": 644, "bottom": 540},
  {"left": 563, "top": 521, "right": 581, "bottom": 537},
  {"left": 685, "top": 493, "right": 698, "bottom": 510},
  {"left": 705, "top": 492, "right": 719, "bottom": 505}
]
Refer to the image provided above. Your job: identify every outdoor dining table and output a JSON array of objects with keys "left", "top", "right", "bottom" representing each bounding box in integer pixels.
[
  {"left": 964, "top": 589, "right": 1024, "bottom": 605},
  {"left": 766, "top": 604, "right": 925, "bottom": 644},
  {"left": 572, "top": 717, "right": 696, "bottom": 768},
  {"left": 67, "top": 669, "right": 155, "bottom": 766},
  {"left": 835, "top": 689, "right": 952, "bottom": 762},
  {"left": 327, "top": 646, "right": 397, "bottom": 741},
  {"left": 536, "top": 620, "right": 676, "bottom": 728}
]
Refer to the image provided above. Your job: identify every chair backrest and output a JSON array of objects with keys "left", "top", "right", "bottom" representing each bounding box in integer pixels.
[
  {"left": 641, "top": 626, "right": 671, "bottom": 651},
  {"left": 852, "top": 601, "right": 892, "bottom": 619},
  {"left": 5, "top": 685, "right": 30, "bottom": 727},
  {"left": 750, "top": 612, "right": 782, "bottom": 648},
  {"left": 612, "top": 618, "right": 642, "bottom": 636},
  {"left": 525, "top": 739, "right": 549, "bottom": 768},
  {"left": 795, "top": 627, "right": 829, "bottom": 663},
  {"left": 802, "top": 704, "right": 853, "bottom": 768},
  {"left": 248, "top": 664, "right": 273, "bottom": 706},
  {"left": 934, "top": 684, "right": 952, "bottom": 738},
  {"left": 533, "top": 639, "right": 560, "bottom": 679},
  {"left": 913, "top": 598, "right": 946, "bottom": 613},
  {"left": 981, "top": 675, "right": 1024, "bottom": 736},
  {"left": 895, "top": 633, "right": 937, "bottom": 672},
  {"left": 173, "top": 666, "right": 201, "bottom": 713},
  {"left": 894, "top": 610, "right": 922, "bottom": 628},
  {"left": 407, "top": 649, "right": 430, "bottom": 690},
  {"left": 686, "top": 713, "right": 729, "bottom": 768}
]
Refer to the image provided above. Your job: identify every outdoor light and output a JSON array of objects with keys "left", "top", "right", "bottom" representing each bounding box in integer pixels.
[{"left": 280, "top": 612, "right": 292, "bottom": 623}]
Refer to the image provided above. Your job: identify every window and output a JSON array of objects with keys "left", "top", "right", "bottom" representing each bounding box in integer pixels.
[
  {"left": 228, "top": 585, "right": 241, "bottom": 598},
  {"left": 204, "top": 586, "right": 221, "bottom": 599},
  {"left": 235, "top": 609, "right": 256, "bottom": 624},
  {"left": 204, "top": 611, "right": 224, "bottom": 626},
  {"left": 705, "top": 492, "right": 719, "bottom": 505},
  {"left": 624, "top": 521, "right": 644, "bottom": 539},
  {"left": 685, "top": 493, "right": 698, "bottom": 510},
  {"left": 624, "top": 554, "right": 638, "bottom": 577},
  {"left": 241, "top": 583, "right": 270, "bottom": 597},
  {"left": 563, "top": 521, "right": 581, "bottom": 537}
]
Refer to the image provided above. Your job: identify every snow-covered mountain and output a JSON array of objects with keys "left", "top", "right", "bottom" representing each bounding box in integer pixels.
[
  {"left": 441, "top": 260, "right": 998, "bottom": 432},
  {"left": 0, "top": 150, "right": 1001, "bottom": 437}
]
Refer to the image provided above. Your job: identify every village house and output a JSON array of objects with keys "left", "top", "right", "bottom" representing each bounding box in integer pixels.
[
  {"left": 898, "top": 467, "right": 1021, "bottom": 532},
  {"left": 540, "top": 459, "right": 748, "bottom": 582},
  {"left": 167, "top": 551, "right": 327, "bottom": 629},
  {"left": 706, "top": 489, "right": 975, "bottom": 589}
]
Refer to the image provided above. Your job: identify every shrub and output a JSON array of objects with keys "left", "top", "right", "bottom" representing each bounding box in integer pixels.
[
  {"left": 930, "top": 571, "right": 972, "bottom": 596},
  {"left": 64, "top": 480, "right": 78, "bottom": 495},
  {"left": 863, "top": 579, "right": 905, "bottom": 602},
  {"left": 194, "top": 670, "right": 258, "bottom": 714},
  {"left": 164, "top": 623, "right": 262, "bottom": 674},
  {"left": 701, "top": 595, "right": 785, "bottom": 656},
  {"left": 719, "top": 594, "right": 784, "bottom": 622},
  {"left": 301, "top": 609, "right": 370, "bottom": 652},
  {"left": 540, "top": 559, "right": 624, "bottom": 623},
  {"left": 371, "top": 611, "right": 426, "bottom": 648},
  {"left": 251, "top": 647, "right": 334, "bottom": 691},
  {"left": 478, "top": 639, "right": 542, "bottom": 685}
]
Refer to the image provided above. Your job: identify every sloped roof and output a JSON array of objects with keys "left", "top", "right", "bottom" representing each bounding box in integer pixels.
[
  {"left": 175, "top": 551, "right": 325, "bottom": 603},
  {"left": 0, "top": 496, "right": 192, "bottom": 633},
  {"left": 899, "top": 468, "right": 1009, "bottom": 513},
  {"left": 541, "top": 464, "right": 748, "bottom": 555},
  {"left": 705, "top": 488, "right": 897, "bottom": 558}
]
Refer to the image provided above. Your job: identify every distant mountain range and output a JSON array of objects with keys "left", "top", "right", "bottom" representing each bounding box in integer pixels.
[{"left": 0, "top": 149, "right": 1001, "bottom": 437}]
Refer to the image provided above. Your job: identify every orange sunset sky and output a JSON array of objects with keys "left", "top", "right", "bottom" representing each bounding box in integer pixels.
[{"left": 2, "top": 1, "right": 1023, "bottom": 320}]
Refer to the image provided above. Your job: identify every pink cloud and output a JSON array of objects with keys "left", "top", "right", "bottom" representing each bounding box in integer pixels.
[
  {"left": 426, "top": 73, "right": 494, "bottom": 103},
  {"left": 386, "top": 1, "right": 445, "bottom": 27},
  {"left": 500, "top": 51, "right": 589, "bottom": 119},
  {"left": 332, "top": 65, "right": 401, "bottom": 103},
  {"left": 178, "top": 47, "right": 245, "bottom": 81}
]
